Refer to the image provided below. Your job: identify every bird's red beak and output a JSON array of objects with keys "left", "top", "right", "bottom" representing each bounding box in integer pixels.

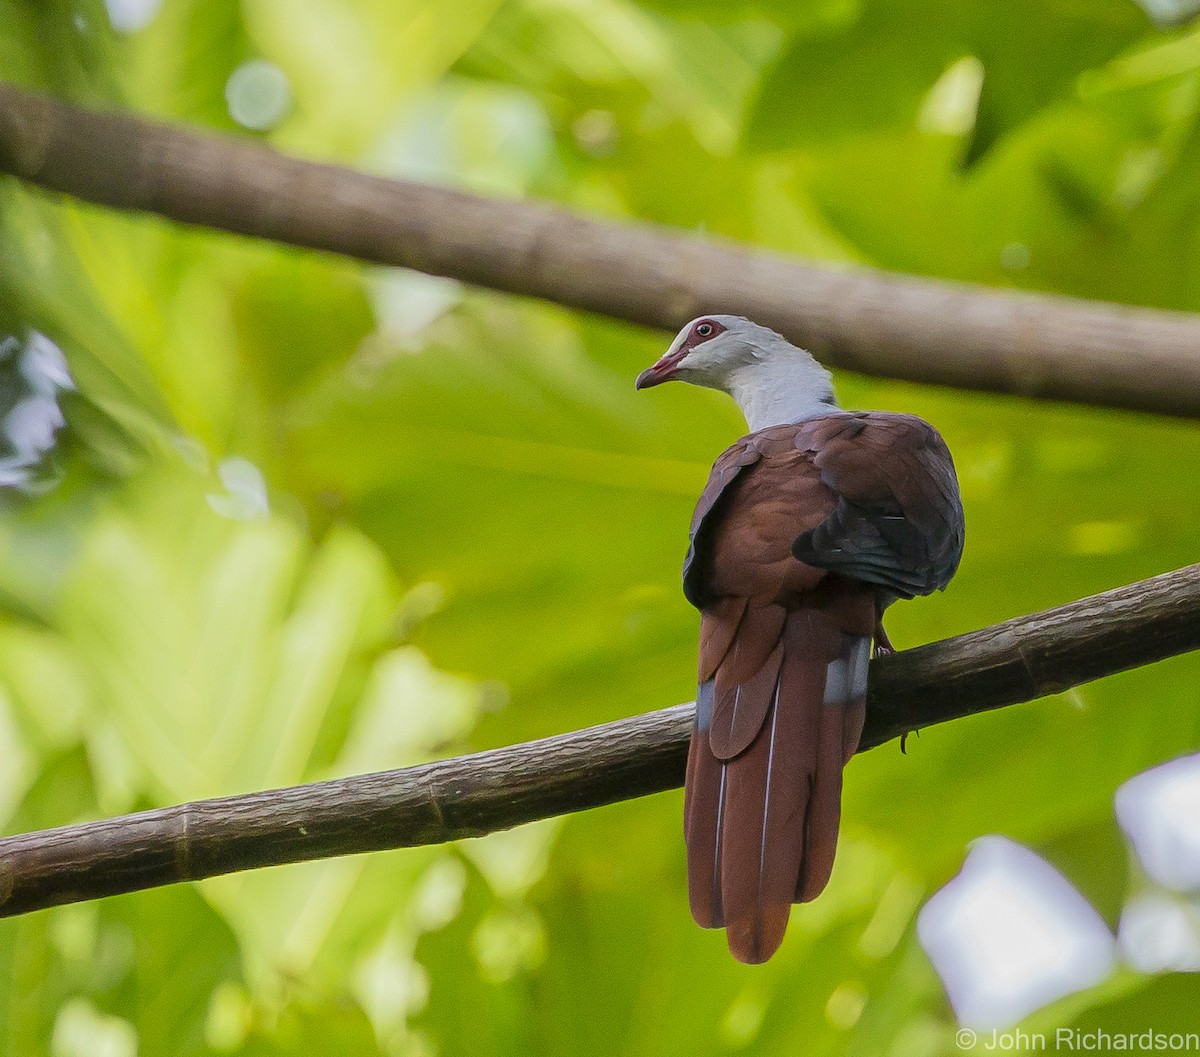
[{"left": 635, "top": 348, "right": 687, "bottom": 390}]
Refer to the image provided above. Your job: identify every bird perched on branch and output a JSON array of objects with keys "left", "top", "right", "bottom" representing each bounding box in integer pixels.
[{"left": 636, "top": 316, "right": 964, "bottom": 963}]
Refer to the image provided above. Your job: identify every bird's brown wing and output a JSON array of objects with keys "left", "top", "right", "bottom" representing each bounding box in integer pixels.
[
  {"left": 682, "top": 413, "right": 962, "bottom": 963},
  {"left": 790, "top": 412, "right": 965, "bottom": 598},
  {"left": 685, "top": 413, "right": 965, "bottom": 609}
]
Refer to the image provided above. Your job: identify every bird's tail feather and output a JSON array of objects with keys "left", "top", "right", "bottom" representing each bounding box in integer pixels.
[
  {"left": 686, "top": 604, "right": 871, "bottom": 963},
  {"left": 684, "top": 677, "right": 725, "bottom": 928}
]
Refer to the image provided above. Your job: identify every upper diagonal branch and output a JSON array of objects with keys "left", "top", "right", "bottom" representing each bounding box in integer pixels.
[
  {"left": 3, "top": 82, "right": 1200, "bottom": 418},
  {"left": 0, "top": 564, "right": 1197, "bottom": 918}
]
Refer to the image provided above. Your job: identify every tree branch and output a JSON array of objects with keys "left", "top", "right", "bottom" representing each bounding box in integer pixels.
[
  {"left": 0, "top": 564, "right": 1197, "bottom": 917},
  {"left": 3, "top": 82, "right": 1200, "bottom": 418}
]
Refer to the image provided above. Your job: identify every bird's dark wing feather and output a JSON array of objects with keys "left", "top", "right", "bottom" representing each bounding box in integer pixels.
[
  {"left": 789, "top": 412, "right": 964, "bottom": 599},
  {"left": 683, "top": 436, "right": 764, "bottom": 609},
  {"left": 684, "top": 413, "right": 964, "bottom": 607}
]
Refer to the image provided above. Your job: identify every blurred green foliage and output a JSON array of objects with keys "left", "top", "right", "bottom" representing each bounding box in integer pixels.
[{"left": 2, "top": 0, "right": 1200, "bottom": 1054}]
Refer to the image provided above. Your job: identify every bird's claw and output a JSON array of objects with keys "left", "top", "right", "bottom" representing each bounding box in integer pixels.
[{"left": 874, "top": 619, "right": 895, "bottom": 657}]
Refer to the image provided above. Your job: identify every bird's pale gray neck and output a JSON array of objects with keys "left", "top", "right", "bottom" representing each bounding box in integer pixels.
[{"left": 726, "top": 350, "right": 838, "bottom": 432}]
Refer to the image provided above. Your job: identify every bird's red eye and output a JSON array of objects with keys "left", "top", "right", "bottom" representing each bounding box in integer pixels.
[{"left": 695, "top": 322, "right": 714, "bottom": 337}]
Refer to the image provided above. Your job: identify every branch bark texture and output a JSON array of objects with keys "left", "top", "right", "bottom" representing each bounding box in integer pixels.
[
  {"left": 1, "top": 564, "right": 1198, "bottom": 918},
  {"left": 3, "top": 82, "right": 1200, "bottom": 418}
]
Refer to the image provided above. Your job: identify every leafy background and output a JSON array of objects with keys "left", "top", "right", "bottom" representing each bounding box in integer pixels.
[{"left": 2, "top": 0, "right": 1200, "bottom": 1054}]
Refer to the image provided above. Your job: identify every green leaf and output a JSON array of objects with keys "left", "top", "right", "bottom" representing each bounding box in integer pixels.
[
  {"left": 963, "top": 0, "right": 1151, "bottom": 165},
  {"left": 744, "top": 0, "right": 957, "bottom": 151}
]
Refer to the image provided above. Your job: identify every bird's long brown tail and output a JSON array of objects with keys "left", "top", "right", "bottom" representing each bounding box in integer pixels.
[{"left": 684, "top": 602, "right": 871, "bottom": 963}]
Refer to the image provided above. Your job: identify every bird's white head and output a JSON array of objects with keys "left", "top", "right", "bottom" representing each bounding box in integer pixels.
[{"left": 636, "top": 315, "right": 837, "bottom": 431}]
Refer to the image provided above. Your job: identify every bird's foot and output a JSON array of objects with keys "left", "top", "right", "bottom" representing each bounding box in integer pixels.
[{"left": 873, "top": 620, "right": 896, "bottom": 657}]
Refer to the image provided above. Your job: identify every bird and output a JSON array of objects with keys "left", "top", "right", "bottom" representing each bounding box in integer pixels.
[{"left": 636, "top": 315, "right": 964, "bottom": 964}]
